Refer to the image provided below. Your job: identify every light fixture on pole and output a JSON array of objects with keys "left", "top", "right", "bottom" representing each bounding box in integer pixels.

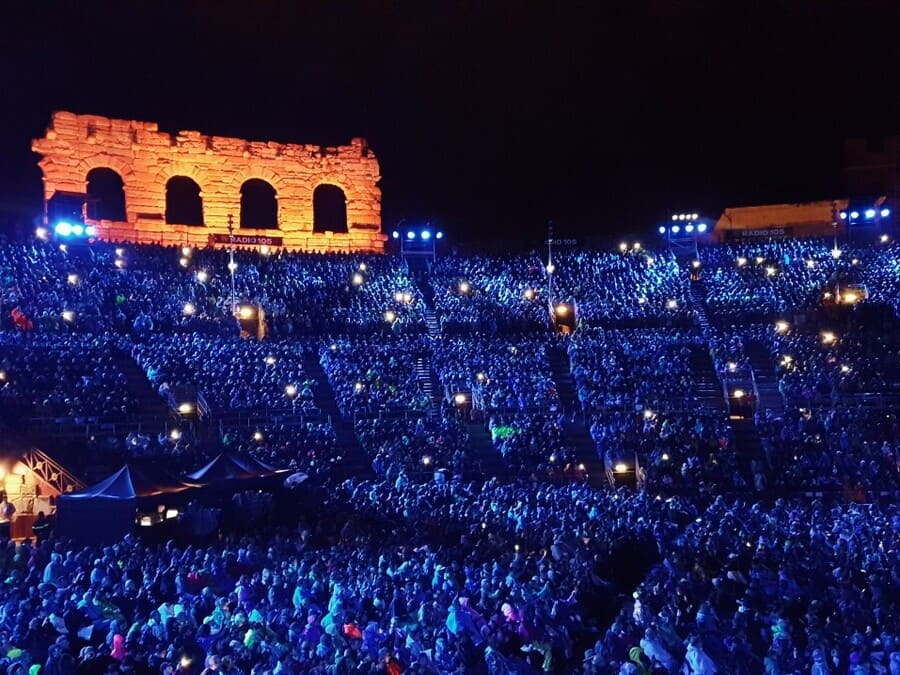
[
  {"left": 546, "top": 220, "right": 554, "bottom": 306},
  {"left": 227, "top": 214, "right": 236, "bottom": 315}
]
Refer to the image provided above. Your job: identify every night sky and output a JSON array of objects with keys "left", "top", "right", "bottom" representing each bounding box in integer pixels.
[{"left": 1, "top": 2, "right": 899, "bottom": 242}]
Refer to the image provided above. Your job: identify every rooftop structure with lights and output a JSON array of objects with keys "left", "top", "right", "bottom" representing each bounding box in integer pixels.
[{"left": 390, "top": 223, "right": 445, "bottom": 262}]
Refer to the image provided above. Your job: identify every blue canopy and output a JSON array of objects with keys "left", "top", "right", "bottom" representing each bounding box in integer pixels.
[{"left": 63, "top": 465, "right": 136, "bottom": 499}]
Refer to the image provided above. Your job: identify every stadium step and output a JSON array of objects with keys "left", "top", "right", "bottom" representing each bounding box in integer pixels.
[
  {"left": 561, "top": 417, "right": 606, "bottom": 487},
  {"left": 465, "top": 421, "right": 506, "bottom": 478},
  {"left": 689, "top": 346, "right": 728, "bottom": 411},
  {"left": 689, "top": 281, "right": 710, "bottom": 330},
  {"left": 302, "top": 357, "right": 375, "bottom": 480},
  {"left": 423, "top": 309, "right": 441, "bottom": 337},
  {"left": 730, "top": 417, "right": 766, "bottom": 480},
  {"left": 746, "top": 342, "right": 784, "bottom": 413},
  {"left": 110, "top": 346, "right": 173, "bottom": 419},
  {"left": 415, "top": 356, "right": 443, "bottom": 415},
  {"left": 548, "top": 345, "right": 579, "bottom": 413}
]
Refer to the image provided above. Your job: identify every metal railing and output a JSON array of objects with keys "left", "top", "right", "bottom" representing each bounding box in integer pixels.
[{"left": 21, "top": 447, "right": 85, "bottom": 494}]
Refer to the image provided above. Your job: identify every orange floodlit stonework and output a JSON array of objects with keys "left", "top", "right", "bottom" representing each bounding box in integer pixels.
[{"left": 33, "top": 111, "right": 385, "bottom": 252}]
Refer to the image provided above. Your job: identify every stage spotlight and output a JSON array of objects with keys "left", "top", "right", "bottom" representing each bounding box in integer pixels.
[
  {"left": 421, "top": 230, "right": 431, "bottom": 240},
  {"left": 407, "top": 231, "right": 416, "bottom": 239}
]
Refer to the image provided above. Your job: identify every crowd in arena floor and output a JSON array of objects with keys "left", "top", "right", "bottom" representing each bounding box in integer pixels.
[{"left": 0, "top": 234, "right": 899, "bottom": 673}]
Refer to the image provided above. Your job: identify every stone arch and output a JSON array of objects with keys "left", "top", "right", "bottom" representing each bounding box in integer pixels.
[
  {"left": 85, "top": 168, "right": 127, "bottom": 221},
  {"left": 75, "top": 155, "right": 134, "bottom": 183},
  {"left": 312, "top": 183, "right": 349, "bottom": 233},
  {"left": 240, "top": 179, "right": 278, "bottom": 230},
  {"left": 227, "top": 166, "right": 288, "bottom": 194},
  {"left": 165, "top": 176, "right": 205, "bottom": 226}
]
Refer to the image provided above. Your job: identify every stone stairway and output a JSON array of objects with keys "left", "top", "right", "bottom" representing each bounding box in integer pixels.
[
  {"left": 465, "top": 421, "right": 506, "bottom": 478},
  {"left": 548, "top": 344, "right": 605, "bottom": 482},
  {"left": 689, "top": 346, "right": 727, "bottom": 412},
  {"left": 730, "top": 417, "right": 766, "bottom": 480},
  {"left": 689, "top": 282, "right": 710, "bottom": 330},
  {"left": 562, "top": 417, "right": 606, "bottom": 487},
  {"left": 423, "top": 308, "right": 441, "bottom": 336},
  {"left": 405, "top": 255, "right": 432, "bottom": 287},
  {"left": 746, "top": 341, "right": 784, "bottom": 413},
  {"left": 415, "top": 355, "right": 444, "bottom": 415},
  {"left": 110, "top": 346, "right": 173, "bottom": 419},
  {"left": 302, "top": 356, "right": 375, "bottom": 480},
  {"left": 548, "top": 343, "right": 578, "bottom": 412}
]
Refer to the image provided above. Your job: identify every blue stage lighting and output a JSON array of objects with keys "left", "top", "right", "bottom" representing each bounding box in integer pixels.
[
  {"left": 671, "top": 225, "right": 680, "bottom": 234},
  {"left": 658, "top": 226, "right": 666, "bottom": 234},
  {"left": 839, "top": 211, "right": 847, "bottom": 220},
  {"left": 685, "top": 224, "right": 694, "bottom": 233},
  {"left": 85, "top": 226, "right": 96, "bottom": 237},
  {"left": 850, "top": 211, "right": 859, "bottom": 219},
  {"left": 865, "top": 209, "right": 876, "bottom": 219},
  {"left": 55, "top": 222, "right": 73, "bottom": 236},
  {"left": 881, "top": 208, "right": 891, "bottom": 218},
  {"left": 421, "top": 230, "right": 431, "bottom": 240},
  {"left": 407, "top": 231, "right": 416, "bottom": 239},
  {"left": 436, "top": 232, "right": 443, "bottom": 239},
  {"left": 392, "top": 231, "right": 399, "bottom": 239},
  {"left": 697, "top": 223, "right": 708, "bottom": 233},
  {"left": 71, "top": 224, "right": 84, "bottom": 236}
]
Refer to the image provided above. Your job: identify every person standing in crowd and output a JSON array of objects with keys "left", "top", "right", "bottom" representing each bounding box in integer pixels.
[
  {"left": 0, "top": 492, "right": 15, "bottom": 540},
  {"left": 31, "top": 511, "right": 50, "bottom": 543}
]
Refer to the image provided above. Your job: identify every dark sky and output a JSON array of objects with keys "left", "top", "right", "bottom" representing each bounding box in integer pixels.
[{"left": 1, "top": 1, "right": 899, "bottom": 241}]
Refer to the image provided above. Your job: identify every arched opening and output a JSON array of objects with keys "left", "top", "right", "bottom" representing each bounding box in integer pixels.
[
  {"left": 240, "top": 179, "right": 278, "bottom": 229},
  {"left": 313, "top": 184, "right": 348, "bottom": 233},
  {"left": 166, "top": 176, "right": 205, "bottom": 226},
  {"left": 86, "top": 168, "right": 127, "bottom": 221}
]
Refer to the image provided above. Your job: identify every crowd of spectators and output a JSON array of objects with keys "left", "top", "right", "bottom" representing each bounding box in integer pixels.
[
  {"left": 569, "top": 328, "right": 705, "bottom": 413},
  {"left": 0, "top": 241, "right": 428, "bottom": 339},
  {"left": 355, "top": 414, "right": 469, "bottom": 477},
  {"left": 698, "top": 239, "right": 842, "bottom": 322},
  {"left": 319, "top": 337, "right": 432, "bottom": 417},
  {"left": 550, "top": 249, "right": 691, "bottom": 326},
  {"left": 221, "top": 420, "right": 340, "bottom": 479},
  {"left": 488, "top": 413, "right": 576, "bottom": 477},
  {"left": 0, "top": 332, "right": 136, "bottom": 418},
  {"left": 589, "top": 496, "right": 900, "bottom": 674},
  {"left": 343, "top": 477, "right": 698, "bottom": 672},
  {"left": 768, "top": 326, "right": 900, "bottom": 404},
  {"left": 432, "top": 336, "right": 559, "bottom": 413},
  {"left": 429, "top": 256, "right": 550, "bottom": 334},
  {"left": 589, "top": 409, "right": 745, "bottom": 495},
  {"left": 131, "top": 337, "right": 318, "bottom": 413},
  {"left": 2, "top": 232, "right": 900, "bottom": 674},
  {"left": 754, "top": 406, "right": 900, "bottom": 500}
]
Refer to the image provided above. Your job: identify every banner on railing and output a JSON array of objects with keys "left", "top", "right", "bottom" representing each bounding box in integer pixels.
[{"left": 209, "top": 234, "right": 283, "bottom": 247}]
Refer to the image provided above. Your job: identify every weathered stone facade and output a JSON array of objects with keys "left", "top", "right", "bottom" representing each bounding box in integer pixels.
[{"left": 33, "top": 111, "right": 385, "bottom": 252}]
